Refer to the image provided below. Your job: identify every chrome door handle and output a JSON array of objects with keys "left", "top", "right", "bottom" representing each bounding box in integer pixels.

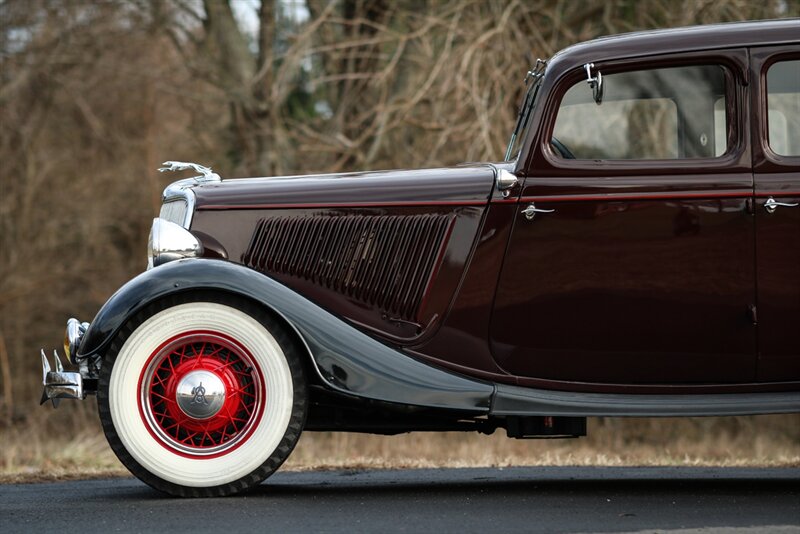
[
  {"left": 521, "top": 203, "right": 555, "bottom": 220},
  {"left": 764, "top": 196, "right": 799, "bottom": 214}
]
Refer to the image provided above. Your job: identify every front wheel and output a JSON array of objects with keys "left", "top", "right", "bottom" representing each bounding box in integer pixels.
[{"left": 98, "top": 295, "right": 307, "bottom": 497}]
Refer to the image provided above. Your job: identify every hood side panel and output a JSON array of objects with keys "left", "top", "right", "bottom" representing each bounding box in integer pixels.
[
  {"left": 191, "top": 204, "right": 485, "bottom": 344},
  {"left": 188, "top": 166, "right": 494, "bottom": 343}
]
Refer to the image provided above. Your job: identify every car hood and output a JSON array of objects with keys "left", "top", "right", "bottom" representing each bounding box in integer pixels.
[{"left": 191, "top": 164, "right": 498, "bottom": 209}]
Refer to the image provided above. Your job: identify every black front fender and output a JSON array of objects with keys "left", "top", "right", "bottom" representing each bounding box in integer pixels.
[{"left": 79, "top": 259, "right": 492, "bottom": 412}]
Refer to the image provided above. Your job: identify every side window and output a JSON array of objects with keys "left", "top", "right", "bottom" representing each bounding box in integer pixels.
[
  {"left": 553, "top": 65, "right": 729, "bottom": 160},
  {"left": 766, "top": 60, "right": 800, "bottom": 157}
]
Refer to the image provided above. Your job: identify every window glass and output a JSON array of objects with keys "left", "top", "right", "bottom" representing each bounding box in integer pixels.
[
  {"left": 766, "top": 60, "right": 800, "bottom": 156},
  {"left": 714, "top": 97, "right": 727, "bottom": 157},
  {"left": 553, "top": 65, "right": 728, "bottom": 160}
]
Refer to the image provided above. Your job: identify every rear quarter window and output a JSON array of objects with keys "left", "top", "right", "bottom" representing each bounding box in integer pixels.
[{"left": 766, "top": 59, "right": 800, "bottom": 157}]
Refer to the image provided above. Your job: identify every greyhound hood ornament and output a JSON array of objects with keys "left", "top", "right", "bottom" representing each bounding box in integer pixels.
[{"left": 158, "top": 161, "right": 221, "bottom": 183}]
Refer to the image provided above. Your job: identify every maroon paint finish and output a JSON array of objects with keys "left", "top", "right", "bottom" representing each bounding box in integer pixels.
[
  {"left": 491, "top": 189, "right": 756, "bottom": 384},
  {"left": 410, "top": 203, "right": 517, "bottom": 377},
  {"left": 185, "top": 21, "right": 799, "bottom": 395},
  {"left": 191, "top": 166, "right": 495, "bottom": 339},
  {"left": 754, "top": 186, "right": 800, "bottom": 381},
  {"left": 490, "top": 46, "right": 758, "bottom": 384},
  {"left": 752, "top": 46, "right": 800, "bottom": 381}
]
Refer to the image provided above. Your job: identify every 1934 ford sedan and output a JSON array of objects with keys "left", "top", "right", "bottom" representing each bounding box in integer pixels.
[{"left": 41, "top": 20, "right": 800, "bottom": 496}]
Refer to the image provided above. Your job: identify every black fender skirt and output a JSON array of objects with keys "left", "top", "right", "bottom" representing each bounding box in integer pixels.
[{"left": 77, "top": 259, "right": 494, "bottom": 413}]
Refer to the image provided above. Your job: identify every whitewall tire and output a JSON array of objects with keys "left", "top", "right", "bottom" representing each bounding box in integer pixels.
[{"left": 98, "top": 294, "right": 307, "bottom": 497}]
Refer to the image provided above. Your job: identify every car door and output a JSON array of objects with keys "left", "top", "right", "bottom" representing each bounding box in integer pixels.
[
  {"left": 490, "top": 50, "right": 757, "bottom": 385},
  {"left": 751, "top": 48, "right": 800, "bottom": 381}
]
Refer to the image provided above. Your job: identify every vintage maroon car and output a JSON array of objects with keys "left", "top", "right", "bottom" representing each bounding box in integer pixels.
[{"left": 41, "top": 20, "right": 799, "bottom": 496}]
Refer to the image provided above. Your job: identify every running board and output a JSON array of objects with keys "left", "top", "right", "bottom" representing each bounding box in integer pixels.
[{"left": 491, "top": 383, "right": 800, "bottom": 417}]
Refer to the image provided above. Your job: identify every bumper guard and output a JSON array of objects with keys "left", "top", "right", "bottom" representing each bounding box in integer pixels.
[
  {"left": 40, "top": 350, "right": 85, "bottom": 407},
  {"left": 40, "top": 317, "right": 97, "bottom": 407}
]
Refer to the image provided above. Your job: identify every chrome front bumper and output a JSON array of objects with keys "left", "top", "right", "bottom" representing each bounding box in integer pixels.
[
  {"left": 40, "top": 317, "right": 96, "bottom": 407},
  {"left": 40, "top": 349, "right": 85, "bottom": 407}
]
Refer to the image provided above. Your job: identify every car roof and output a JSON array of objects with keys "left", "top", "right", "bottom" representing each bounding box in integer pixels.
[{"left": 551, "top": 19, "right": 799, "bottom": 67}]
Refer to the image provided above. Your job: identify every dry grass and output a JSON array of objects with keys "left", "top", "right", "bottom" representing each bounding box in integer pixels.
[
  {"left": 286, "top": 416, "right": 800, "bottom": 471},
  {"left": 2, "top": 398, "right": 798, "bottom": 484},
  {"left": 0, "top": 403, "right": 128, "bottom": 483}
]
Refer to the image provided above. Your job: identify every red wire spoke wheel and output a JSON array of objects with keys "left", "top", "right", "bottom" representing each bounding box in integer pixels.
[
  {"left": 139, "top": 332, "right": 264, "bottom": 457},
  {"left": 98, "top": 297, "right": 307, "bottom": 497}
]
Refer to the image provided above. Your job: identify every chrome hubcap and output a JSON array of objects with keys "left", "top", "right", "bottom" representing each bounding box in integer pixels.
[{"left": 176, "top": 370, "right": 226, "bottom": 420}]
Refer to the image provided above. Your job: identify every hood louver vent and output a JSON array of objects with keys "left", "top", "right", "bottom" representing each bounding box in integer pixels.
[{"left": 243, "top": 213, "right": 454, "bottom": 322}]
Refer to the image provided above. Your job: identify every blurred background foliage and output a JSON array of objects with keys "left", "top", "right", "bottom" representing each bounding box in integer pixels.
[{"left": 1, "top": 0, "right": 798, "bottom": 472}]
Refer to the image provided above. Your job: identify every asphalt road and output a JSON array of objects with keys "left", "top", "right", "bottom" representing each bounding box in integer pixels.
[{"left": 2, "top": 467, "right": 799, "bottom": 533}]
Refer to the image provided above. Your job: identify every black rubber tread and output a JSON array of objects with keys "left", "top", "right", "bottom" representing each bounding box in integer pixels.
[{"left": 97, "top": 291, "right": 307, "bottom": 498}]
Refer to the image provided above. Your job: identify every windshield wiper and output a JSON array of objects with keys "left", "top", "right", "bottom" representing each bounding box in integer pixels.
[{"left": 505, "top": 59, "right": 547, "bottom": 161}]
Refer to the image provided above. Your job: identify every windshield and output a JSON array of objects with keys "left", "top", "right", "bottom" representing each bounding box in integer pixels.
[{"left": 504, "top": 59, "right": 547, "bottom": 162}]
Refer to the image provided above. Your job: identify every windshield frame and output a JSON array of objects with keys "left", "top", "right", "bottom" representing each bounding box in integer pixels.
[{"left": 505, "top": 60, "right": 547, "bottom": 162}]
